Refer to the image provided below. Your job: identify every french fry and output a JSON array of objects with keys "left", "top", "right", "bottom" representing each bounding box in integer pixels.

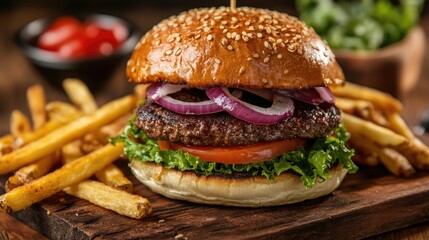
[
  {"left": 342, "top": 113, "right": 408, "bottom": 147},
  {"left": 61, "top": 140, "right": 84, "bottom": 165},
  {"left": 95, "top": 165, "right": 133, "bottom": 192},
  {"left": 386, "top": 112, "right": 429, "bottom": 170},
  {"left": 5, "top": 176, "right": 21, "bottom": 192},
  {"left": 349, "top": 136, "right": 415, "bottom": 176},
  {"left": 351, "top": 150, "right": 378, "bottom": 167},
  {"left": 0, "top": 95, "right": 136, "bottom": 175},
  {"left": 0, "top": 143, "right": 124, "bottom": 212},
  {"left": 46, "top": 101, "right": 82, "bottom": 122},
  {"left": 64, "top": 180, "right": 151, "bottom": 219},
  {"left": 27, "top": 84, "right": 47, "bottom": 130},
  {"left": 63, "top": 79, "right": 98, "bottom": 114},
  {"left": 10, "top": 110, "right": 31, "bottom": 137},
  {"left": 14, "top": 153, "right": 59, "bottom": 184},
  {"left": 134, "top": 84, "right": 149, "bottom": 99},
  {"left": 331, "top": 82, "right": 402, "bottom": 113},
  {"left": 0, "top": 135, "right": 13, "bottom": 156},
  {"left": 336, "top": 98, "right": 388, "bottom": 127}
]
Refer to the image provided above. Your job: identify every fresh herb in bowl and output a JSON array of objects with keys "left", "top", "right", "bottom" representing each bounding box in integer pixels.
[{"left": 295, "top": 0, "right": 423, "bottom": 51}]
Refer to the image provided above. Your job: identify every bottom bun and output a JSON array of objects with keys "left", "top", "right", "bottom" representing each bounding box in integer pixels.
[{"left": 130, "top": 161, "right": 347, "bottom": 207}]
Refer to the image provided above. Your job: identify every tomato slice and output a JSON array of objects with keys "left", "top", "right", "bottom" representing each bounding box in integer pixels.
[{"left": 158, "top": 139, "right": 306, "bottom": 164}]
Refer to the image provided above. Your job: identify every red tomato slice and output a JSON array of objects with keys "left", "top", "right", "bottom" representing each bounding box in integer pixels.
[
  {"left": 58, "top": 33, "right": 87, "bottom": 58},
  {"left": 83, "top": 22, "right": 121, "bottom": 56},
  {"left": 38, "top": 16, "right": 82, "bottom": 51},
  {"left": 158, "top": 139, "right": 306, "bottom": 164}
]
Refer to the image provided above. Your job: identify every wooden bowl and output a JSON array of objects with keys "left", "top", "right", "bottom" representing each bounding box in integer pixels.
[{"left": 334, "top": 26, "right": 426, "bottom": 99}]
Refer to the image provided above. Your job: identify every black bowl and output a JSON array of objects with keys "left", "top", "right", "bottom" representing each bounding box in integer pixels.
[{"left": 15, "top": 14, "right": 141, "bottom": 92}]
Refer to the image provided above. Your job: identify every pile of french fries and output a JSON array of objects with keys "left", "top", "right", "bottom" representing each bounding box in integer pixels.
[
  {"left": 332, "top": 82, "right": 429, "bottom": 177},
  {"left": 0, "top": 79, "right": 151, "bottom": 219}
]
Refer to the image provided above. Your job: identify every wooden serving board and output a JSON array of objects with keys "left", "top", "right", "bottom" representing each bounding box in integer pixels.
[{"left": 2, "top": 163, "right": 429, "bottom": 239}]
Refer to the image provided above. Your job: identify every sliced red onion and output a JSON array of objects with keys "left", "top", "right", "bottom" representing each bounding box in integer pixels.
[
  {"left": 315, "top": 87, "right": 335, "bottom": 104},
  {"left": 147, "top": 83, "right": 243, "bottom": 115},
  {"left": 206, "top": 87, "right": 294, "bottom": 125},
  {"left": 155, "top": 96, "right": 224, "bottom": 114},
  {"left": 277, "top": 87, "right": 334, "bottom": 105},
  {"left": 147, "top": 83, "right": 186, "bottom": 101}
]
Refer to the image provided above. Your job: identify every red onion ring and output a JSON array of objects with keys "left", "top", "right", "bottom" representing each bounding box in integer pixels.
[
  {"left": 147, "top": 84, "right": 242, "bottom": 115},
  {"left": 206, "top": 87, "right": 294, "bottom": 125}
]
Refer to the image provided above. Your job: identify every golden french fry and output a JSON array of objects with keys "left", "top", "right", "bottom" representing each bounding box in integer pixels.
[
  {"left": 64, "top": 180, "right": 150, "bottom": 219},
  {"left": 0, "top": 135, "right": 13, "bottom": 156},
  {"left": 379, "top": 147, "right": 415, "bottom": 177},
  {"left": 46, "top": 101, "right": 82, "bottom": 122},
  {"left": 95, "top": 165, "right": 133, "bottom": 192},
  {"left": 5, "top": 175, "right": 21, "bottom": 192},
  {"left": 61, "top": 140, "right": 84, "bottom": 165},
  {"left": 10, "top": 110, "right": 31, "bottom": 137},
  {"left": 349, "top": 136, "right": 414, "bottom": 176},
  {"left": 387, "top": 112, "right": 414, "bottom": 139},
  {"left": 351, "top": 150, "right": 378, "bottom": 167},
  {"left": 0, "top": 143, "right": 124, "bottom": 212},
  {"left": 63, "top": 78, "right": 98, "bottom": 114},
  {"left": 13, "top": 119, "right": 74, "bottom": 149},
  {"left": 342, "top": 113, "right": 408, "bottom": 147},
  {"left": 331, "top": 82, "right": 402, "bottom": 113},
  {"left": 15, "top": 153, "right": 59, "bottom": 184},
  {"left": 0, "top": 95, "right": 136, "bottom": 175},
  {"left": 396, "top": 139, "right": 429, "bottom": 170},
  {"left": 336, "top": 98, "right": 389, "bottom": 127},
  {"left": 27, "top": 84, "right": 47, "bottom": 130}
]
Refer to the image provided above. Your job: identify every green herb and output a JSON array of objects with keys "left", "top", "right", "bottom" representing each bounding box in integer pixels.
[
  {"left": 295, "top": 0, "right": 423, "bottom": 51},
  {"left": 111, "top": 116, "right": 357, "bottom": 189}
]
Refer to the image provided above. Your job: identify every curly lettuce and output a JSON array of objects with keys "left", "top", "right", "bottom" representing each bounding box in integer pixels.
[{"left": 111, "top": 119, "right": 357, "bottom": 188}]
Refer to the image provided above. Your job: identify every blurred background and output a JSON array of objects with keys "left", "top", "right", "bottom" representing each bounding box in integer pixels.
[{"left": 0, "top": 0, "right": 429, "bottom": 135}]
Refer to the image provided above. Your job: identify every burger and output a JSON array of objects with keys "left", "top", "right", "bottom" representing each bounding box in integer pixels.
[{"left": 114, "top": 7, "right": 357, "bottom": 207}]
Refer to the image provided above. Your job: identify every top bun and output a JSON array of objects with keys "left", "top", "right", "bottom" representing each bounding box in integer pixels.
[{"left": 126, "top": 7, "right": 344, "bottom": 89}]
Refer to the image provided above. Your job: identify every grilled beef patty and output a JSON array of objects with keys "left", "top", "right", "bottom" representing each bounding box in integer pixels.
[{"left": 136, "top": 97, "right": 341, "bottom": 146}]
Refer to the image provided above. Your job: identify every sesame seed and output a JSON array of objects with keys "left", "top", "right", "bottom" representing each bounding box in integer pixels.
[
  {"left": 220, "top": 25, "right": 225, "bottom": 30},
  {"left": 253, "top": 53, "right": 259, "bottom": 58},
  {"left": 221, "top": 20, "right": 227, "bottom": 25},
  {"left": 227, "top": 45, "right": 234, "bottom": 51},
  {"left": 176, "top": 36, "right": 182, "bottom": 42},
  {"left": 214, "top": 58, "right": 221, "bottom": 64},
  {"left": 155, "top": 40, "right": 161, "bottom": 46},
  {"left": 257, "top": 33, "right": 263, "bottom": 38},
  {"left": 268, "top": 37, "right": 275, "bottom": 43},
  {"left": 239, "top": 67, "right": 245, "bottom": 75},
  {"left": 262, "top": 78, "right": 268, "bottom": 83},
  {"left": 154, "top": 33, "right": 159, "bottom": 38},
  {"left": 284, "top": 69, "right": 289, "bottom": 74},
  {"left": 231, "top": 32, "right": 237, "bottom": 38},
  {"left": 223, "top": 29, "right": 228, "bottom": 33},
  {"left": 175, "top": 48, "right": 182, "bottom": 55},
  {"left": 195, "top": 34, "right": 201, "bottom": 39},
  {"left": 277, "top": 54, "right": 282, "bottom": 59},
  {"left": 207, "top": 34, "right": 213, "bottom": 41},
  {"left": 264, "top": 41, "right": 272, "bottom": 49},
  {"left": 204, "top": 27, "right": 211, "bottom": 32},
  {"left": 276, "top": 39, "right": 283, "bottom": 43},
  {"left": 232, "top": 17, "right": 238, "bottom": 23},
  {"left": 173, "top": 23, "right": 179, "bottom": 28},
  {"left": 168, "top": 37, "right": 175, "bottom": 43},
  {"left": 227, "top": 32, "right": 232, "bottom": 39},
  {"left": 235, "top": 34, "right": 241, "bottom": 41},
  {"left": 214, "top": 15, "right": 222, "bottom": 20},
  {"left": 242, "top": 36, "right": 249, "bottom": 42},
  {"left": 165, "top": 50, "right": 173, "bottom": 55},
  {"left": 263, "top": 57, "right": 269, "bottom": 63},
  {"left": 245, "top": 21, "right": 251, "bottom": 26},
  {"left": 265, "top": 27, "right": 272, "bottom": 34},
  {"left": 248, "top": 26, "right": 255, "bottom": 31},
  {"left": 221, "top": 37, "right": 228, "bottom": 46},
  {"left": 247, "top": 57, "right": 253, "bottom": 61}
]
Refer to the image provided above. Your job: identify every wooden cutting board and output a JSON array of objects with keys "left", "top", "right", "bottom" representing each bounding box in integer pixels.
[{"left": 2, "top": 162, "right": 429, "bottom": 240}]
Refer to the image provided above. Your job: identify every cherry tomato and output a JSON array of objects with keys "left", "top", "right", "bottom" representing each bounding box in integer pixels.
[
  {"left": 57, "top": 33, "right": 87, "bottom": 58},
  {"left": 38, "top": 16, "right": 82, "bottom": 51},
  {"left": 158, "top": 139, "right": 306, "bottom": 164},
  {"left": 83, "top": 23, "right": 120, "bottom": 56}
]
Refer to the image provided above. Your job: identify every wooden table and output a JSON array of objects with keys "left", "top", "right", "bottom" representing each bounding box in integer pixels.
[{"left": 1, "top": 3, "right": 429, "bottom": 239}]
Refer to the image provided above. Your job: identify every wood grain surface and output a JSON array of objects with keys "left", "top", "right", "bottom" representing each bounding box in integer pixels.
[{"left": 2, "top": 162, "right": 429, "bottom": 240}]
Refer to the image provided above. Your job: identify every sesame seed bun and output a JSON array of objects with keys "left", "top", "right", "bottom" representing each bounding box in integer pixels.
[
  {"left": 130, "top": 161, "right": 347, "bottom": 207},
  {"left": 126, "top": 7, "right": 345, "bottom": 89}
]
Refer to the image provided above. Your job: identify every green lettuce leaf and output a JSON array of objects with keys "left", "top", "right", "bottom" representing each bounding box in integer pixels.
[{"left": 111, "top": 118, "right": 357, "bottom": 189}]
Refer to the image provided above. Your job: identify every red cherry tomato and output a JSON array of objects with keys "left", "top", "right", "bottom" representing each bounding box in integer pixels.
[
  {"left": 58, "top": 33, "right": 87, "bottom": 58},
  {"left": 38, "top": 16, "right": 82, "bottom": 51},
  {"left": 83, "top": 23, "right": 120, "bottom": 56}
]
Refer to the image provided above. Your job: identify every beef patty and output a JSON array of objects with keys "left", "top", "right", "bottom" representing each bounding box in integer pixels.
[{"left": 136, "top": 99, "right": 341, "bottom": 146}]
